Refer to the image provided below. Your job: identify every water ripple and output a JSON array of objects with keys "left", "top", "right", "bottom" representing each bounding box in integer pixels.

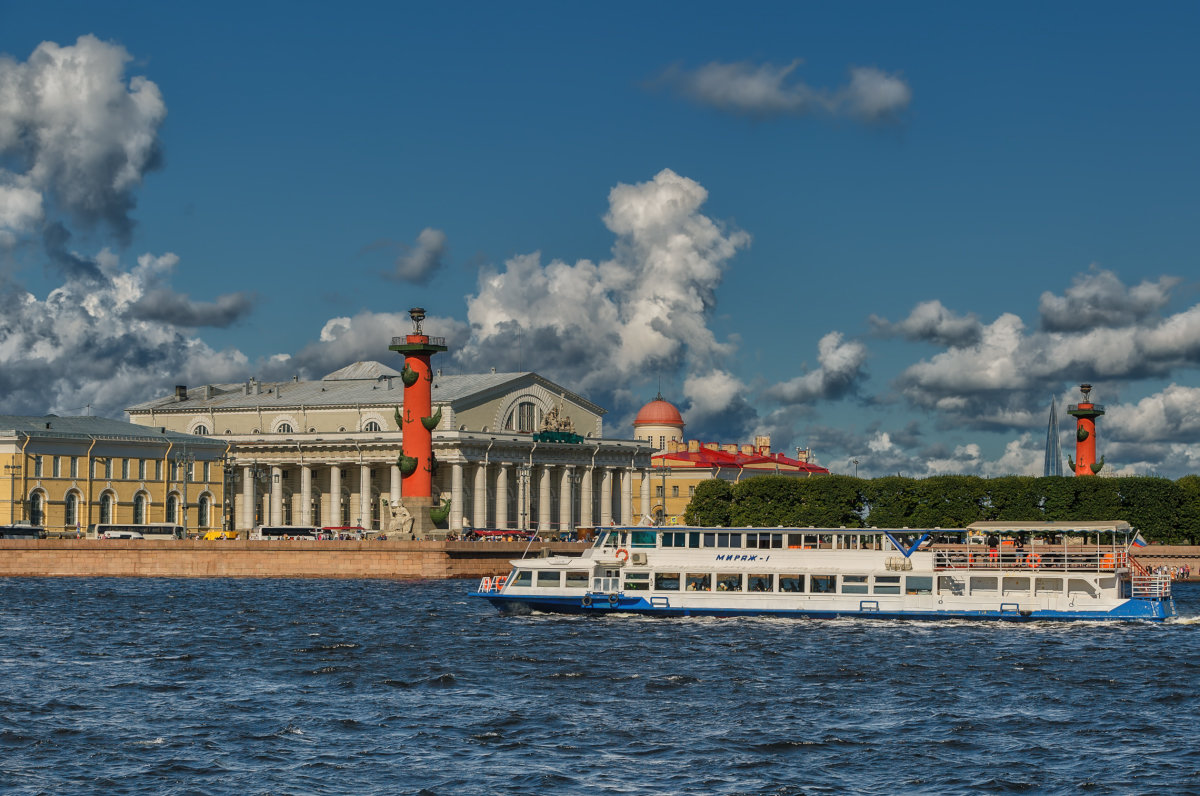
[{"left": 0, "top": 577, "right": 1196, "bottom": 795}]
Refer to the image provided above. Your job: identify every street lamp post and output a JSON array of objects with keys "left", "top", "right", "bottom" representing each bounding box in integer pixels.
[
  {"left": 852, "top": 459, "right": 859, "bottom": 478},
  {"left": 4, "top": 463, "right": 22, "bottom": 524},
  {"left": 518, "top": 463, "right": 531, "bottom": 531},
  {"left": 175, "top": 449, "right": 195, "bottom": 535},
  {"left": 657, "top": 463, "right": 672, "bottom": 525}
]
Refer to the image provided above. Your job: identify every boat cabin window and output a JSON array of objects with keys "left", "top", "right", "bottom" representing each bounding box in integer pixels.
[
  {"left": 624, "top": 572, "right": 650, "bottom": 591},
  {"left": 686, "top": 573, "right": 711, "bottom": 591},
  {"left": 906, "top": 576, "right": 933, "bottom": 595},
  {"left": 630, "top": 531, "right": 656, "bottom": 548},
  {"left": 716, "top": 573, "right": 742, "bottom": 592},
  {"left": 1098, "top": 576, "right": 1117, "bottom": 591},
  {"left": 746, "top": 533, "right": 783, "bottom": 549},
  {"left": 565, "top": 570, "right": 589, "bottom": 588},
  {"left": 537, "top": 571, "right": 562, "bottom": 588},
  {"left": 510, "top": 569, "right": 532, "bottom": 588},
  {"left": 842, "top": 575, "right": 869, "bottom": 594},
  {"left": 1068, "top": 578, "right": 1098, "bottom": 598},
  {"left": 938, "top": 575, "right": 965, "bottom": 596},
  {"left": 748, "top": 574, "right": 772, "bottom": 592},
  {"left": 654, "top": 572, "right": 680, "bottom": 591},
  {"left": 1002, "top": 576, "right": 1030, "bottom": 596},
  {"left": 810, "top": 575, "right": 836, "bottom": 594},
  {"left": 704, "top": 532, "right": 742, "bottom": 549},
  {"left": 1034, "top": 577, "right": 1062, "bottom": 594},
  {"left": 970, "top": 576, "right": 998, "bottom": 594},
  {"left": 873, "top": 575, "right": 901, "bottom": 595},
  {"left": 662, "top": 532, "right": 687, "bottom": 548},
  {"left": 779, "top": 574, "right": 804, "bottom": 593}
]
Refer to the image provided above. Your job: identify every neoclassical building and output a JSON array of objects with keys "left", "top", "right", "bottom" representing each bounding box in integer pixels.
[
  {"left": 0, "top": 415, "right": 227, "bottom": 536},
  {"left": 126, "top": 362, "right": 655, "bottom": 536}
]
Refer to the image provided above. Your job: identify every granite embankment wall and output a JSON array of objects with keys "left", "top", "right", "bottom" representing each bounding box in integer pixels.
[
  {"left": 1130, "top": 546, "right": 1200, "bottom": 577},
  {"left": 0, "top": 539, "right": 591, "bottom": 579}
]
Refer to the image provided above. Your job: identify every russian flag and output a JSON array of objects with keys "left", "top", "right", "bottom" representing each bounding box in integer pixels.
[{"left": 1132, "top": 532, "right": 1148, "bottom": 548}]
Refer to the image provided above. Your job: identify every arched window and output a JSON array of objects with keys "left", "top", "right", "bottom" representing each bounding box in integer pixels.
[
  {"left": 363, "top": 420, "right": 381, "bottom": 432},
  {"left": 166, "top": 494, "right": 179, "bottom": 523},
  {"left": 64, "top": 492, "right": 79, "bottom": 528},
  {"left": 100, "top": 493, "right": 113, "bottom": 524},
  {"left": 29, "top": 492, "right": 44, "bottom": 526},
  {"left": 505, "top": 401, "right": 538, "bottom": 433},
  {"left": 194, "top": 425, "right": 209, "bottom": 436},
  {"left": 276, "top": 423, "right": 293, "bottom": 434},
  {"left": 197, "top": 496, "right": 209, "bottom": 527}
]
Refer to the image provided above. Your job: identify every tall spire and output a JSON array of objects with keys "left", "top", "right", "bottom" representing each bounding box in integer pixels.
[{"left": 1044, "top": 396, "right": 1063, "bottom": 476}]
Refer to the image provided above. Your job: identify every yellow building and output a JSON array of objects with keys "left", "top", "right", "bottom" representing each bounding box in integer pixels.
[
  {"left": 630, "top": 397, "right": 828, "bottom": 524},
  {"left": 0, "top": 415, "right": 227, "bottom": 537}
]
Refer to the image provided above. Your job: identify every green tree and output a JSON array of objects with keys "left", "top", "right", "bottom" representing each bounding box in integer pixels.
[
  {"left": 794, "top": 475, "right": 866, "bottom": 527},
  {"left": 984, "top": 476, "right": 1042, "bottom": 521},
  {"left": 863, "top": 476, "right": 920, "bottom": 527},
  {"left": 730, "top": 476, "right": 804, "bottom": 527},
  {"left": 1177, "top": 475, "right": 1200, "bottom": 544},
  {"left": 1117, "top": 477, "right": 1183, "bottom": 542},
  {"left": 684, "top": 478, "right": 733, "bottom": 526}
]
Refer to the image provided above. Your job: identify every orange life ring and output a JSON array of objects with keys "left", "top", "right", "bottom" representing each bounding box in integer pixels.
[
  {"left": 1027, "top": 553, "right": 1042, "bottom": 569},
  {"left": 615, "top": 548, "right": 630, "bottom": 562}
]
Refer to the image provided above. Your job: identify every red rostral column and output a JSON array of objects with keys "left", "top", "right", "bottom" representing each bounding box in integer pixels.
[
  {"left": 389, "top": 308, "right": 447, "bottom": 501},
  {"left": 1067, "top": 383, "right": 1106, "bottom": 476}
]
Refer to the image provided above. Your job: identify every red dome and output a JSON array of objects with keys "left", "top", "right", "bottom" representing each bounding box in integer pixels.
[{"left": 634, "top": 396, "right": 684, "bottom": 427}]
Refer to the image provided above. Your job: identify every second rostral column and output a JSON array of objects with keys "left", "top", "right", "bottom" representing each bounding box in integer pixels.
[{"left": 389, "top": 307, "right": 448, "bottom": 538}]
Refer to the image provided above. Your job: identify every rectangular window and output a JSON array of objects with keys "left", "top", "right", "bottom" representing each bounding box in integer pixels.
[
  {"left": 810, "top": 575, "right": 836, "bottom": 594},
  {"left": 971, "top": 576, "right": 998, "bottom": 594},
  {"left": 103, "top": 459, "right": 111, "bottom": 478},
  {"left": 873, "top": 575, "right": 902, "bottom": 595},
  {"left": 655, "top": 486, "right": 664, "bottom": 498},
  {"left": 509, "top": 570, "right": 532, "bottom": 588},
  {"left": 155, "top": 460, "right": 162, "bottom": 480},
  {"left": 716, "top": 573, "right": 742, "bottom": 592},
  {"left": 536, "top": 571, "right": 562, "bottom": 588},
  {"left": 654, "top": 572, "right": 680, "bottom": 591},
  {"left": 121, "top": 459, "right": 129, "bottom": 479},
  {"left": 630, "top": 530, "right": 656, "bottom": 548},
  {"left": 787, "top": 533, "right": 804, "bottom": 549},
  {"left": 1002, "top": 576, "right": 1030, "bottom": 596},
  {"left": 715, "top": 532, "right": 742, "bottom": 548},
  {"left": 138, "top": 459, "right": 147, "bottom": 480},
  {"left": 33, "top": 456, "right": 42, "bottom": 477},
  {"left": 565, "top": 570, "right": 589, "bottom": 588},
  {"left": 52, "top": 456, "right": 61, "bottom": 477},
  {"left": 842, "top": 575, "right": 869, "bottom": 594},
  {"left": 624, "top": 572, "right": 650, "bottom": 591},
  {"left": 658, "top": 435, "right": 665, "bottom": 449},
  {"left": 671, "top": 485, "right": 679, "bottom": 497},
  {"left": 70, "top": 457, "right": 78, "bottom": 478},
  {"left": 1035, "top": 577, "right": 1062, "bottom": 595},
  {"left": 688, "top": 532, "right": 701, "bottom": 548},
  {"left": 1067, "top": 578, "right": 1098, "bottom": 598},
  {"left": 688, "top": 486, "right": 694, "bottom": 497},
  {"left": 938, "top": 575, "right": 966, "bottom": 596},
  {"left": 685, "top": 573, "right": 711, "bottom": 591},
  {"left": 906, "top": 576, "right": 934, "bottom": 595},
  {"left": 748, "top": 574, "right": 773, "bottom": 592},
  {"left": 779, "top": 574, "right": 804, "bottom": 593}
]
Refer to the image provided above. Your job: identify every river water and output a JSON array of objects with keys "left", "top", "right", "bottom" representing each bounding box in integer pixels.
[{"left": 1, "top": 577, "right": 1197, "bottom": 795}]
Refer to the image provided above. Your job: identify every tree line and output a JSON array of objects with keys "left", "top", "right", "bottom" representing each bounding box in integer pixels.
[{"left": 683, "top": 474, "right": 1200, "bottom": 544}]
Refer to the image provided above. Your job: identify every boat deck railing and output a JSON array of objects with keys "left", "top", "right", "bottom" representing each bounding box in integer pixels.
[
  {"left": 1130, "top": 573, "right": 1172, "bottom": 600},
  {"left": 476, "top": 575, "right": 507, "bottom": 593},
  {"left": 933, "top": 546, "right": 1125, "bottom": 573}
]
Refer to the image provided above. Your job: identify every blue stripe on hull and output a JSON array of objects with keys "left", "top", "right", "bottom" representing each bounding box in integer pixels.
[{"left": 469, "top": 593, "right": 1172, "bottom": 622}]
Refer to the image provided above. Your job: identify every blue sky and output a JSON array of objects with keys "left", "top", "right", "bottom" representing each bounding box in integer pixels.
[{"left": 2, "top": 2, "right": 1198, "bottom": 477}]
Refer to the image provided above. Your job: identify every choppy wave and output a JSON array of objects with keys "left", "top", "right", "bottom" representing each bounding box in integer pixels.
[{"left": 0, "top": 577, "right": 1196, "bottom": 795}]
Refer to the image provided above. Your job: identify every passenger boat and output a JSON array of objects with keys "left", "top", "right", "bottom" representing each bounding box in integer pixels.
[{"left": 471, "top": 521, "right": 1176, "bottom": 621}]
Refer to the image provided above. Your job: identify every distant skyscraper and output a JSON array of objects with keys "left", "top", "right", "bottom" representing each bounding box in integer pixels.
[{"left": 1044, "top": 397, "right": 1063, "bottom": 476}]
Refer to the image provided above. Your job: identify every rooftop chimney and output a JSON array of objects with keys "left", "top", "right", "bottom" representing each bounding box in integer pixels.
[{"left": 175, "top": 385, "right": 187, "bottom": 401}]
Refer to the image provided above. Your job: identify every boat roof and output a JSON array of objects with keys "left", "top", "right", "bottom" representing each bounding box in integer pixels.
[{"left": 608, "top": 522, "right": 1135, "bottom": 535}]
